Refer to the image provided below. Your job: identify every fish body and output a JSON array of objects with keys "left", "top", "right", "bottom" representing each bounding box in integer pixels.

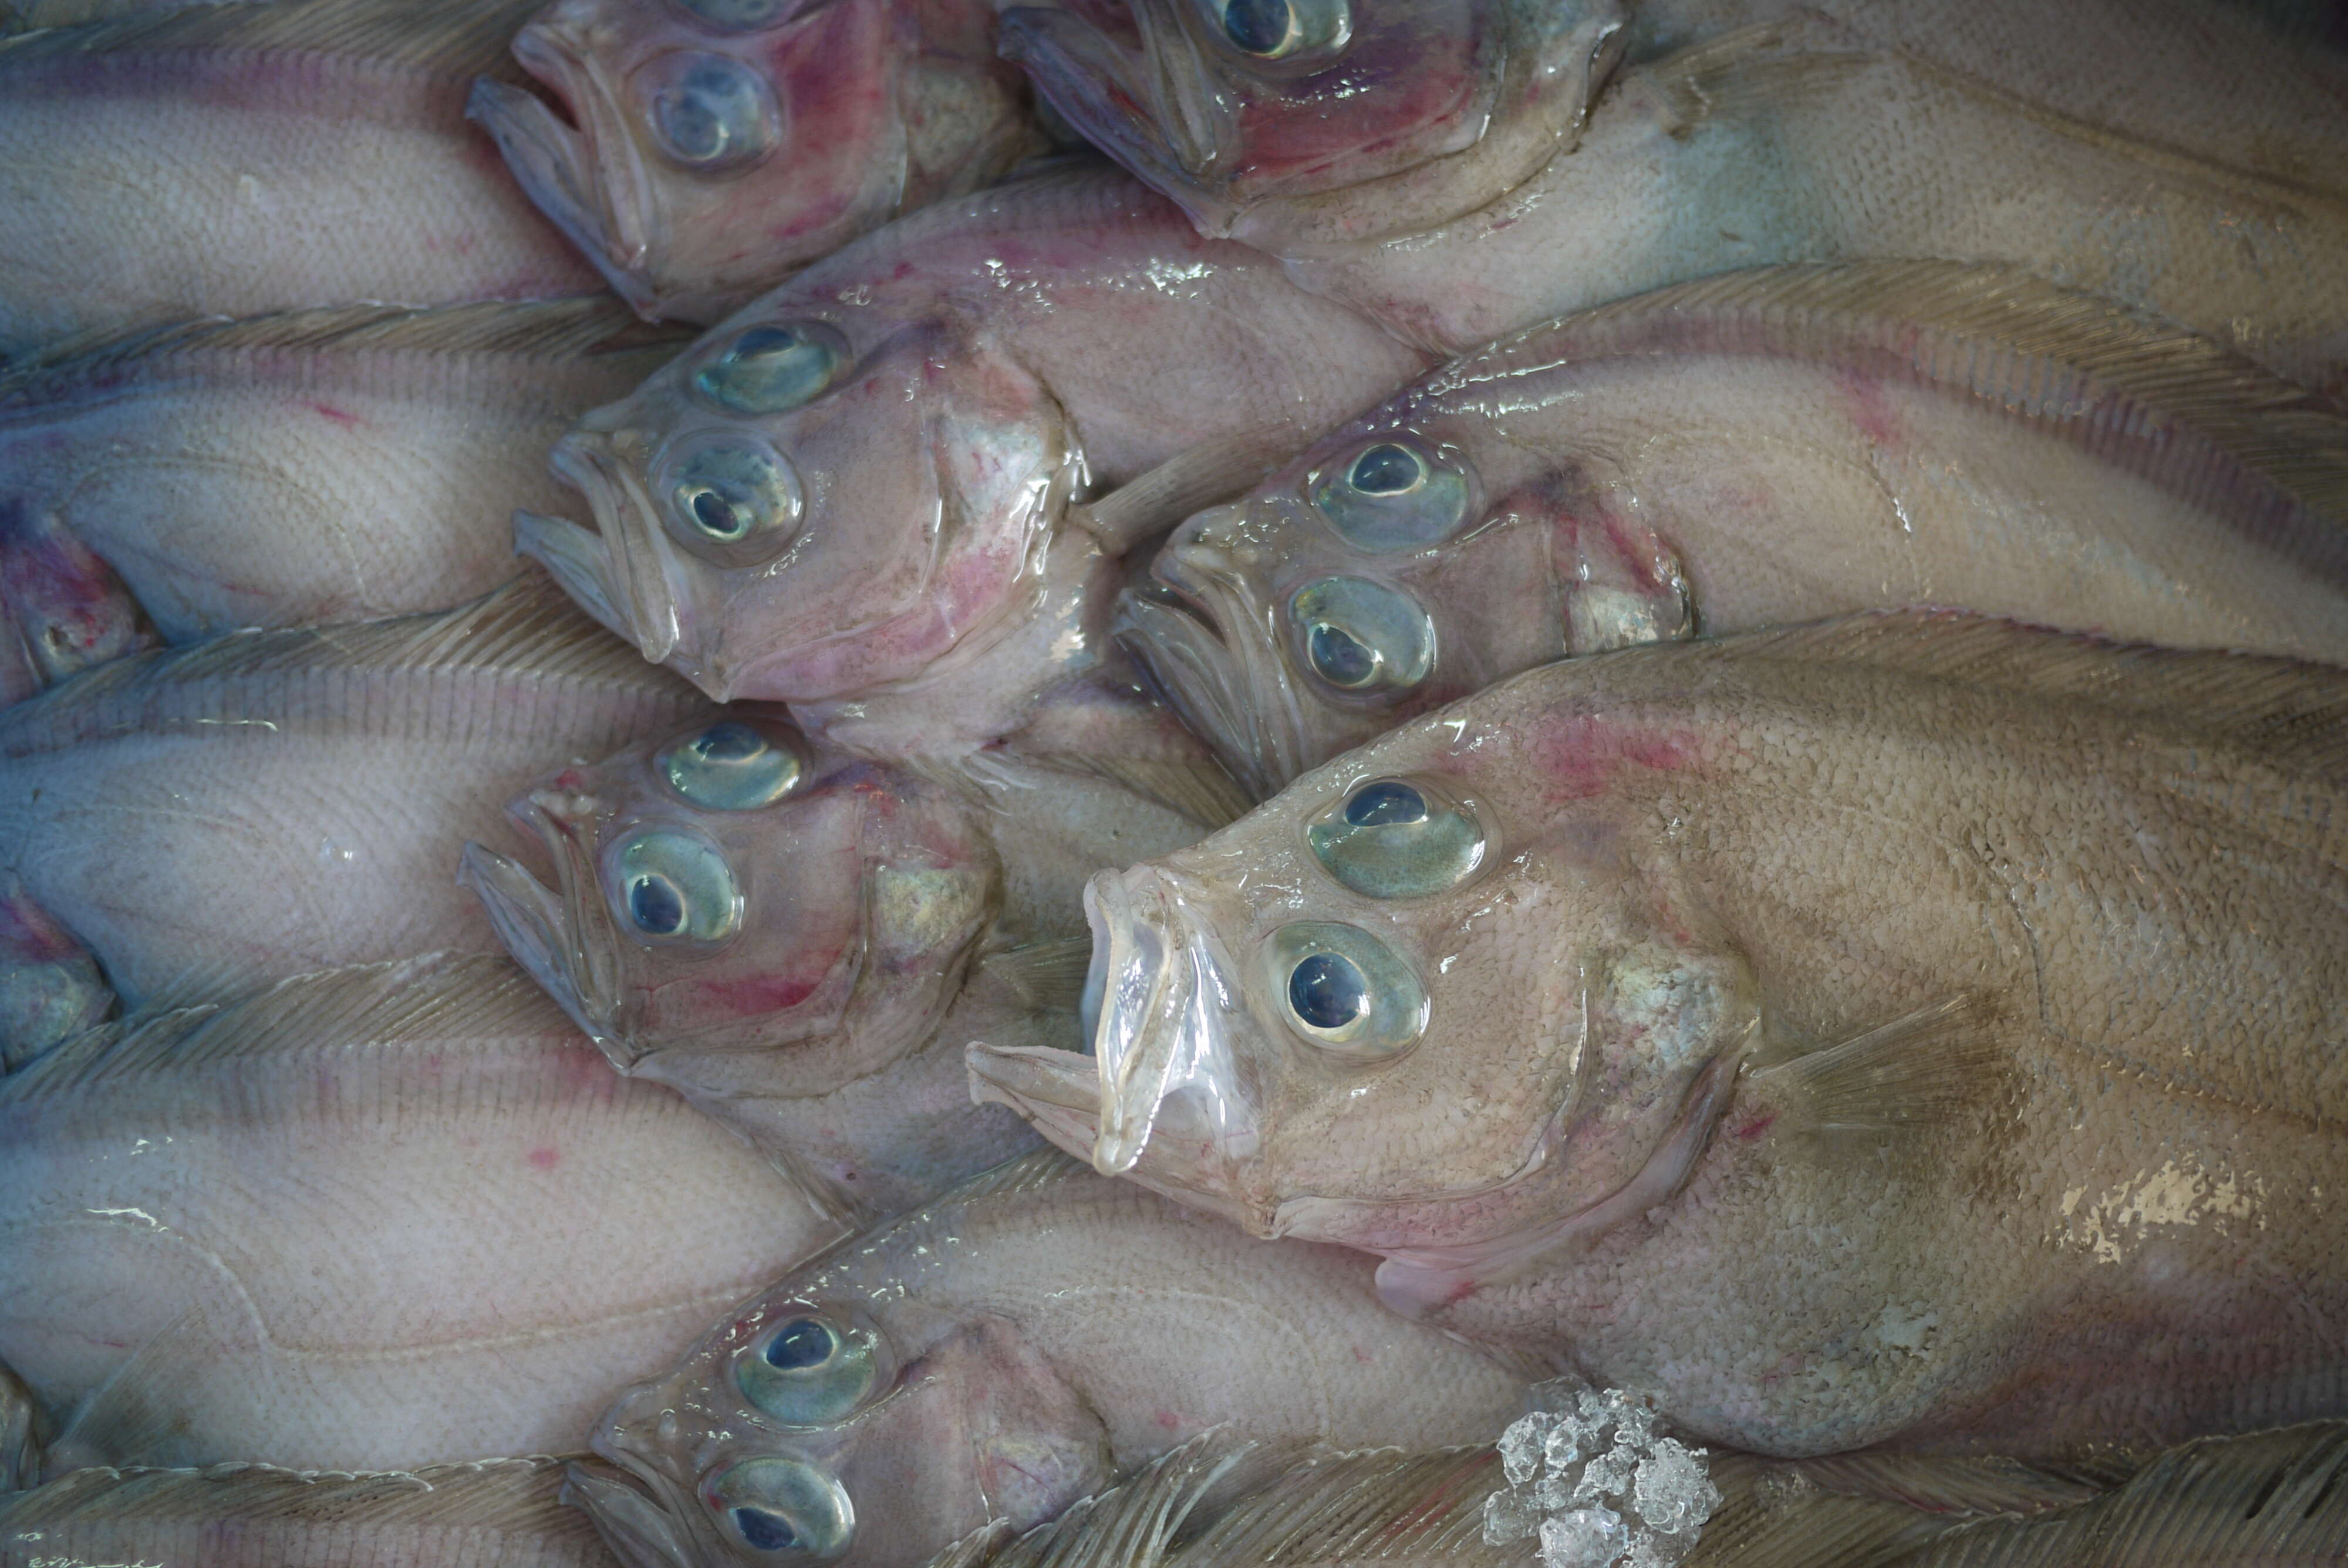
[
  {"left": 469, "top": 0, "right": 1047, "bottom": 322},
  {"left": 517, "top": 164, "right": 1429, "bottom": 742},
  {"left": 0, "top": 300, "right": 684, "bottom": 696},
  {"left": 461, "top": 702, "right": 1233, "bottom": 1218},
  {"left": 972, "top": 614, "right": 2348, "bottom": 1461},
  {"left": 0, "top": 579, "right": 710, "bottom": 1053},
  {"left": 0, "top": 955, "right": 836, "bottom": 1471},
  {"left": 571, "top": 1150, "right": 1529, "bottom": 1568},
  {"left": 0, "top": 1458, "right": 620, "bottom": 1567},
  {"left": 0, "top": 0, "right": 599, "bottom": 354},
  {"left": 1120, "top": 262, "right": 2348, "bottom": 795},
  {"left": 1010, "top": 0, "right": 2348, "bottom": 391}
]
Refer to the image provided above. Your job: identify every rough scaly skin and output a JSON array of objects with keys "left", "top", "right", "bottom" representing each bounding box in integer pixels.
[{"left": 977, "top": 616, "right": 2348, "bottom": 1461}]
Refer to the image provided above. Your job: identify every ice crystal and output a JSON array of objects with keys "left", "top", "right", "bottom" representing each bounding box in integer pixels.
[
  {"left": 1482, "top": 1387, "right": 1720, "bottom": 1568},
  {"left": 1540, "top": 1507, "right": 1628, "bottom": 1568}
]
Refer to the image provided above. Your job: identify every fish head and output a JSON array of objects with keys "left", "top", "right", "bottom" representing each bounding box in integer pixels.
[
  {"left": 581, "top": 1204, "right": 1116, "bottom": 1568},
  {"left": 997, "top": 0, "right": 1624, "bottom": 249},
  {"left": 459, "top": 707, "right": 1001, "bottom": 1091},
  {"left": 517, "top": 303, "right": 1085, "bottom": 703},
  {"left": 970, "top": 712, "right": 1759, "bottom": 1259},
  {"left": 471, "top": 0, "right": 1027, "bottom": 320},
  {"left": 1117, "top": 410, "right": 1583, "bottom": 797}
]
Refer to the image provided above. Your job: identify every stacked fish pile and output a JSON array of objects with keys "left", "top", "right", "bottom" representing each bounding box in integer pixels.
[{"left": 2, "top": 0, "right": 2346, "bottom": 1562}]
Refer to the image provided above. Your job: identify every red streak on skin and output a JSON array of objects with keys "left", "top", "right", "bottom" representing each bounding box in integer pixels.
[
  {"left": 1730, "top": 1111, "right": 1777, "bottom": 1141},
  {"left": 687, "top": 972, "right": 823, "bottom": 1015},
  {"left": 528, "top": 1145, "right": 562, "bottom": 1170},
  {"left": 1153, "top": 1410, "right": 1182, "bottom": 1430},
  {"left": 1837, "top": 366, "right": 1902, "bottom": 452},
  {"left": 303, "top": 400, "right": 362, "bottom": 430},
  {"left": 1533, "top": 714, "right": 1704, "bottom": 801}
]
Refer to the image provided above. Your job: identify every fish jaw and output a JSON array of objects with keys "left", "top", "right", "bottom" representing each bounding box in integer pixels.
[
  {"left": 564, "top": 1461, "right": 701, "bottom": 1568},
  {"left": 1115, "top": 533, "right": 1311, "bottom": 799},
  {"left": 457, "top": 789, "right": 630, "bottom": 1063},
  {"left": 472, "top": 23, "right": 664, "bottom": 316}
]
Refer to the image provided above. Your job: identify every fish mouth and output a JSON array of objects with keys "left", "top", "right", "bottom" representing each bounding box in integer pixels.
[
  {"left": 456, "top": 788, "right": 632, "bottom": 1062},
  {"left": 967, "top": 867, "right": 1271, "bottom": 1229},
  {"left": 564, "top": 1458, "right": 706, "bottom": 1568},
  {"left": 517, "top": 430, "right": 714, "bottom": 691},
  {"left": 469, "top": 23, "right": 664, "bottom": 316},
  {"left": 1114, "top": 541, "right": 1306, "bottom": 800},
  {"left": 997, "top": 0, "right": 1241, "bottom": 234}
]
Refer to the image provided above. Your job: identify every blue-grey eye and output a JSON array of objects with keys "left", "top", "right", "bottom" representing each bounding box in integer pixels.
[
  {"left": 735, "top": 1312, "right": 882, "bottom": 1425},
  {"left": 658, "top": 718, "right": 805, "bottom": 811},
  {"left": 1267, "top": 922, "right": 1426, "bottom": 1059},
  {"left": 1290, "top": 577, "right": 1434, "bottom": 696},
  {"left": 663, "top": 438, "right": 803, "bottom": 556},
  {"left": 673, "top": 0, "right": 791, "bottom": 29},
  {"left": 633, "top": 53, "right": 778, "bottom": 170},
  {"left": 693, "top": 322, "right": 849, "bottom": 415},
  {"left": 608, "top": 829, "right": 741, "bottom": 945},
  {"left": 1310, "top": 437, "right": 1470, "bottom": 552},
  {"left": 1212, "top": 0, "right": 1347, "bottom": 57},
  {"left": 1308, "top": 778, "right": 1487, "bottom": 899},
  {"left": 707, "top": 1459, "right": 854, "bottom": 1560}
]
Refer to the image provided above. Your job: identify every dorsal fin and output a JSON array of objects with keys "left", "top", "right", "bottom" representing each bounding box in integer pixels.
[
  {"left": 0, "top": 0, "right": 545, "bottom": 79},
  {"left": 1170, "top": 1445, "right": 1507, "bottom": 1568},
  {"left": 0, "top": 298, "right": 688, "bottom": 412},
  {"left": 0, "top": 954, "right": 571, "bottom": 1110},
  {"left": 994, "top": 1432, "right": 1260, "bottom": 1568},
  {"left": 0, "top": 573, "right": 705, "bottom": 749},
  {"left": 0, "top": 1454, "right": 596, "bottom": 1538},
  {"left": 980, "top": 938, "right": 1096, "bottom": 1012},
  {"left": 948, "top": 1147, "right": 1091, "bottom": 1205},
  {"left": 1449, "top": 260, "right": 2348, "bottom": 580}
]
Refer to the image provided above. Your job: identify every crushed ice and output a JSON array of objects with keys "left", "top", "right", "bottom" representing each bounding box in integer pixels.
[{"left": 1483, "top": 1387, "right": 1721, "bottom": 1568}]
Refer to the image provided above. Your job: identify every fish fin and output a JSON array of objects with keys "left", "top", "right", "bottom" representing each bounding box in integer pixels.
[
  {"left": 1628, "top": 22, "right": 1859, "bottom": 133},
  {"left": 1886, "top": 1421, "right": 2348, "bottom": 1564},
  {"left": 1749, "top": 996, "right": 2005, "bottom": 1136},
  {"left": 928, "top": 1516, "right": 1021, "bottom": 1568},
  {"left": 950, "top": 1430, "right": 1269, "bottom": 1568},
  {"left": 563, "top": 1459, "right": 703, "bottom": 1568},
  {"left": 1709, "top": 611, "right": 2348, "bottom": 783},
  {"left": 1170, "top": 1444, "right": 1510, "bottom": 1568},
  {"left": 1033, "top": 751, "right": 1254, "bottom": 830},
  {"left": 48, "top": 1309, "right": 246, "bottom": 1472},
  {"left": 0, "top": 1455, "right": 595, "bottom": 1537},
  {"left": 0, "top": 874, "right": 113, "bottom": 1071},
  {"left": 0, "top": 1359, "right": 48, "bottom": 1493},
  {"left": 0, "top": 299, "right": 687, "bottom": 410},
  {"left": 980, "top": 937, "right": 1095, "bottom": 1012},
  {"left": 1518, "top": 259, "right": 2348, "bottom": 566},
  {"left": 1678, "top": 1454, "right": 1958, "bottom": 1568},
  {"left": 0, "top": 0, "right": 547, "bottom": 80},
  {"left": 0, "top": 954, "right": 564, "bottom": 1110},
  {"left": 947, "top": 1147, "right": 1092, "bottom": 1204},
  {"left": 1068, "top": 431, "right": 1303, "bottom": 556},
  {"left": 1777, "top": 1451, "right": 2105, "bottom": 1517}
]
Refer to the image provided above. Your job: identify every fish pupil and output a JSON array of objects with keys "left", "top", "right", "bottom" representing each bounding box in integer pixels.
[
  {"left": 1221, "top": 0, "right": 1292, "bottom": 53},
  {"left": 1307, "top": 622, "right": 1378, "bottom": 688},
  {"left": 1349, "top": 444, "right": 1422, "bottom": 496},
  {"left": 1345, "top": 780, "right": 1427, "bottom": 827},
  {"left": 733, "top": 1506, "right": 800, "bottom": 1553},
  {"left": 1290, "top": 952, "right": 1369, "bottom": 1032},
  {"left": 628, "top": 874, "right": 687, "bottom": 935},
  {"left": 765, "top": 1317, "right": 836, "bottom": 1370},
  {"left": 662, "top": 91, "right": 726, "bottom": 160},
  {"left": 690, "top": 486, "right": 748, "bottom": 539}
]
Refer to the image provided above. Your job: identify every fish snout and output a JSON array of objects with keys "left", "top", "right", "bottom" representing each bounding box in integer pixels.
[
  {"left": 530, "top": 430, "right": 699, "bottom": 677},
  {"left": 458, "top": 805, "right": 629, "bottom": 1057}
]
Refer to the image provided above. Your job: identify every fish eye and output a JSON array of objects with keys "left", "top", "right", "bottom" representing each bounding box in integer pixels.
[
  {"left": 693, "top": 322, "right": 851, "bottom": 416},
  {"left": 706, "top": 1458, "right": 855, "bottom": 1560},
  {"left": 1266, "top": 922, "right": 1426, "bottom": 1059},
  {"left": 671, "top": 0, "right": 792, "bottom": 29},
  {"left": 1307, "top": 778, "right": 1488, "bottom": 899},
  {"left": 660, "top": 437, "right": 804, "bottom": 561},
  {"left": 633, "top": 52, "right": 778, "bottom": 171},
  {"left": 1288, "top": 577, "right": 1435, "bottom": 697},
  {"left": 1210, "top": 0, "right": 1348, "bottom": 59},
  {"left": 1310, "top": 437, "right": 1470, "bottom": 552},
  {"left": 657, "top": 718, "right": 807, "bottom": 811},
  {"left": 734, "top": 1312, "right": 883, "bottom": 1425},
  {"left": 606, "top": 828, "right": 742, "bottom": 945}
]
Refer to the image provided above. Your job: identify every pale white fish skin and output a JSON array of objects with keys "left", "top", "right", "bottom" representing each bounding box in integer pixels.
[
  {"left": 586, "top": 1153, "right": 1529, "bottom": 1568},
  {"left": 0, "top": 957, "right": 838, "bottom": 1472},
  {"left": 1281, "top": 22, "right": 2348, "bottom": 388},
  {"left": 0, "top": 1457, "right": 621, "bottom": 1568},
  {"left": 0, "top": 0, "right": 599, "bottom": 354},
  {"left": 0, "top": 583, "right": 712, "bottom": 1017},
  {"left": 0, "top": 302, "right": 684, "bottom": 651}
]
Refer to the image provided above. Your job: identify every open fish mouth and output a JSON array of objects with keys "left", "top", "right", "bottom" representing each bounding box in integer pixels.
[
  {"left": 967, "top": 867, "right": 1271, "bottom": 1231},
  {"left": 469, "top": 23, "right": 663, "bottom": 315},
  {"left": 517, "top": 430, "right": 710, "bottom": 689},
  {"left": 457, "top": 788, "right": 632, "bottom": 1062},
  {"left": 997, "top": 0, "right": 1242, "bottom": 234},
  {"left": 1114, "top": 544, "right": 1305, "bottom": 801},
  {"left": 564, "top": 1453, "right": 710, "bottom": 1568}
]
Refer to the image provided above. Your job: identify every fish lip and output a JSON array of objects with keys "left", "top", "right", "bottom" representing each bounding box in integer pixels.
[
  {"left": 1114, "top": 545, "right": 1306, "bottom": 799},
  {"left": 456, "top": 790, "right": 632, "bottom": 1061},
  {"left": 562, "top": 1457, "right": 706, "bottom": 1568},
  {"left": 531, "top": 430, "right": 712, "bottom": 688},
  {"left": 471, "top": 25, "right": 664, "bottom": 316},
  {"left": 996, "top": 3, "right": 1243, "bottom": 235}
]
